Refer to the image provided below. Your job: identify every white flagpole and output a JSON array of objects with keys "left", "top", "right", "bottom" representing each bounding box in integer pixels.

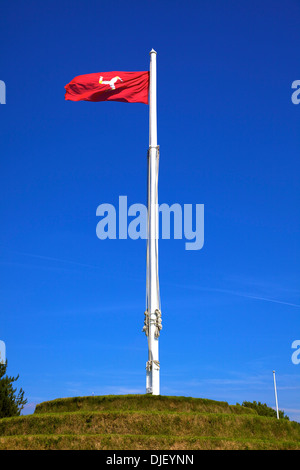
[
  {"left": 273, "top": 370, "right": 279, "bottom": 419},
  {"left": 144, "top": 49, "right": 161, "bottom": 395}
]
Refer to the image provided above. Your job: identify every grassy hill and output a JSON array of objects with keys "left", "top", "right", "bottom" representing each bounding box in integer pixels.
[{"left": 0, "top": 394, "right": 300, "bottom": 450}]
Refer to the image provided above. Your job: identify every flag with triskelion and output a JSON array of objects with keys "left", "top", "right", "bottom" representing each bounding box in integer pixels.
[{"left": 65, "top": 71, "right": 149, "bottom": 104}]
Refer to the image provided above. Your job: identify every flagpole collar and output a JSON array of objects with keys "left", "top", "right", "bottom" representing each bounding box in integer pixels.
[{"left": 149, "top": 49, "right": 157, "bottom": 55}]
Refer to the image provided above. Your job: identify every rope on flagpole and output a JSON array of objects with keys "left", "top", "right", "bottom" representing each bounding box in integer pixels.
[
  {"left": 146, "top": 360, "right": 160, "bottom": 371},
  {"left": 142, "top": 310, "right": 149, "bottom": 336},
  {"left": 155, "top": 147, "right": 161, "bottom": 312},
  {"left": 143, "top": 145, "right": 162, "bottom": 337},
  {"left": 142, "top": 308, "right": 162, "bottom": 338},
  {"left": 154, "top": 308, "right": 162, "bottom": 338}
]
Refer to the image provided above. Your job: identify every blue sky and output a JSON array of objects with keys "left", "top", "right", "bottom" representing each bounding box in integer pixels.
[{"left": 1, "top": 0, "right": 300, "bottom": 421}]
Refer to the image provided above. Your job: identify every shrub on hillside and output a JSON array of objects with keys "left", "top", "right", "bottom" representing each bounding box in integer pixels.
[
  {"left": 240, "top": 401, "right": 289, "bottom": 420},
  {"left": 0, "top": 360, "right": 27, "bottom": 418}
]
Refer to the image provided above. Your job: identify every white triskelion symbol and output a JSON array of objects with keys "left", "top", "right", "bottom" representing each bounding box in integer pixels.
[{"left": 99, "top": 76, "right": 123, "bottom": 90}]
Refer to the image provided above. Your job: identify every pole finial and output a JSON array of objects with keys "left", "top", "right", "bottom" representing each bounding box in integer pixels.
[{"left": 150, "top": 48, "right": 157, "bottom": 55}]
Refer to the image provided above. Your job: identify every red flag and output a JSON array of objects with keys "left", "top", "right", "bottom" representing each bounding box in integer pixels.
[{"left": 65, "top": 71, "right": 149, "bottom": 104}]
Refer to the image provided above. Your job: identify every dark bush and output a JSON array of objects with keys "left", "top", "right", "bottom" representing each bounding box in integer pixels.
[
  {"left": 0, "top": 360, "right": 27, "bottom": 418},
  {"left": 240, "top": 401, "right": 289, "bottom": 420}
]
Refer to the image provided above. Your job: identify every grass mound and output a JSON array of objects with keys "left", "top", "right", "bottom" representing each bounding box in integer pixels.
[
  {"left": 34, "top": 394, "right": 257, "bottom": 415},
  {"left": 0, "top": 394, "right": 299, "bottom": 450}
]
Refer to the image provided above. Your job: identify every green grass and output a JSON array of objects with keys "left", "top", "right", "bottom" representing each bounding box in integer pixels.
[
  {"left": 34, "top": 394, "right": 257, "bottom": 415},
  {"left": 1, "top": 410, "right": 300, "bottom": 440},
  {"left": 1, "top": 394, "right": 299, "bottom": 450},
  {"left": 0, "top": 433, "right": 299, "bottom": 450}
]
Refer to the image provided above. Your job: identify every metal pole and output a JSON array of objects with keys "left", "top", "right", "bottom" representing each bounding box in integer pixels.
[
  {"left": 273, "top": 370, "right": 279, "bottom": 419},
  {"left": 145, "top": 49, "right": 160, "bottom": 395}
]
